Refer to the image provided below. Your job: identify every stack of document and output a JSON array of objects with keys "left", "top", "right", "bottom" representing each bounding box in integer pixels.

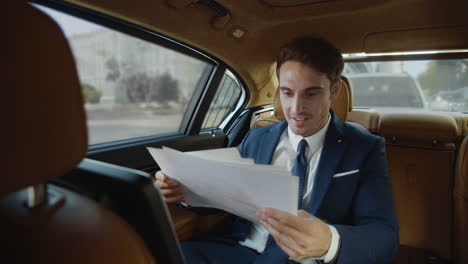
[{"left": 147, "top": 147, "right": 298, "bottom": 224}]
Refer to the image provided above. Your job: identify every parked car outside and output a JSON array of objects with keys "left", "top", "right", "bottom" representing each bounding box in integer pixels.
[
  {"left": 346, "top": 73, "right": 427, "bottom": 110},
  {"left": 429, "top": 88, "right": 466, "bottom": 112}
]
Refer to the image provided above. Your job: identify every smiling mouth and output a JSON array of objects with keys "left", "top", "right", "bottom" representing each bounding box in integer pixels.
[{"left": 293, "top": 117, "right": 308, "bottom": 121}]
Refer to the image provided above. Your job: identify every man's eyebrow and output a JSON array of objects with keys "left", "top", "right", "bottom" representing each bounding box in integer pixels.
[
  {"left": 279, "top": 86, "right": 324, "bottom": 91},
  {"left": 304, "top": 86, "right": 324, "bottom": 91}
]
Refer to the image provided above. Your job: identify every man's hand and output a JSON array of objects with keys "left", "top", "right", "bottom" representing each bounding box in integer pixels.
[
  {"left": 256, "top": 208, "right": 332, "bottom": 259},
  {"left": 154, "top": 171, "right": 184, "bottom": 204}
]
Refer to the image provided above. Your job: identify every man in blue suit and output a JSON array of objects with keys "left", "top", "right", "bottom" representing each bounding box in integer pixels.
[{"left": 156, "top": 36, "right": 399, "bottom": 264}]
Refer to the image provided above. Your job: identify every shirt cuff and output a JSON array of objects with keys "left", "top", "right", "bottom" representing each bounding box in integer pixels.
[
  {"left": 323, "top": 225, "right": 340, "bottom": 263},
  {"left": 292, "top": 224, "right": 341, "bottom": 264}
]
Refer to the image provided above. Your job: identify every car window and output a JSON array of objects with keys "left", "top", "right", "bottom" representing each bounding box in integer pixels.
[
  {"left": 202, "top": 70, "right": 244, "bottom": 130},
  {"left": 37, "top": 5, "right": 213, "bottom": 145},
  {"left": 344, "top": 59, "right": 468, "bottom": 112}
]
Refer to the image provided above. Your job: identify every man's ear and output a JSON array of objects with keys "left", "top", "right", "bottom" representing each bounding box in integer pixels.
[{"left": 330, "top": 79, "right": 342, "bottom": 100}]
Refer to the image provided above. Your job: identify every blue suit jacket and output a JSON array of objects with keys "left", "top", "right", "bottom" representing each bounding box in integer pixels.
[{"left": 194, "top": 111, "right": 399, "bottom": 264}]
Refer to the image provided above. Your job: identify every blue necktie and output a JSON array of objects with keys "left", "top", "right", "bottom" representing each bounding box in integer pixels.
[
  {"left": 293, "top": 139, "right": 309, "bottom": 210},
  {"left": 254, "top": 139, "right": 309, "bottom": 264}
]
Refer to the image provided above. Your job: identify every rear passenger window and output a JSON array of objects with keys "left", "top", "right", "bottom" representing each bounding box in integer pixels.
[
  {"left": 202, "top": 70, "right": 244, "bottom": 129},
  {"left": 37, "top": 5, "right": 212, "bottom": 145},
  {"left": 344, "top": 59, "right": 468, "bottom": 112}
]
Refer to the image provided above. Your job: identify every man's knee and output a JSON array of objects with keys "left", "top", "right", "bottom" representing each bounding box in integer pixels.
[
  {"left": 180, "top": 241, "right": 258, "bottom": 264},
  {"left": 181, "top": 241, "right": 209, "bottom": 264}
]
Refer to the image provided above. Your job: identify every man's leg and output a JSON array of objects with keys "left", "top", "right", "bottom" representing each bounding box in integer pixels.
[{"left": 181, "top": 241, "right": 258, "bottom": 264}]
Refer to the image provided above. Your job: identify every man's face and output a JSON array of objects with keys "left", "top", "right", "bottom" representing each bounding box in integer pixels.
[{"left": 278, "top": 60, "right": 340, "bottom": 137}]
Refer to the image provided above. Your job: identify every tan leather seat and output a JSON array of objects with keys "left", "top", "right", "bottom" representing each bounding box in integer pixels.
[
  {"left": 379, "top": 112, "right": 459, "bottom": 262},
  {"left": 454, "top": 135, "right": 468, "bottom": 264},
  {"left": 1, "top": 1, "right": 154, "bottom": 263}
]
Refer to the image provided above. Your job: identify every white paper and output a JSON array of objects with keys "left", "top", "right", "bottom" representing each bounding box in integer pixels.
[
  {"left": 147, "top": 147, "right": 298, "bottom": 224},
  {"left": 186, "top": 147, "right": 254, "bottom": 165}
]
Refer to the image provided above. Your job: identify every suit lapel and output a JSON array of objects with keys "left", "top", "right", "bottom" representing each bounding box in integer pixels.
[
  {"left": 308, "top": 112, "right": 347, "bottom": 214},
  {"left": 256, "top": 121, "right": 288, "bottom": 165}
]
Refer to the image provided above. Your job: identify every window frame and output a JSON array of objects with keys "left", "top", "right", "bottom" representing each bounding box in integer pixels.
[
  {"left": 200, "top": 69, "right": 247, "bottom": 132},
  {"left": 216, "top": 70, "right": 248, "bottom": 131},
  {"left": 31, "top": 0, "right": 249, "bottom": 150},
  {"left": 344, "top": 51, "right": 468, "bottom": 63}
]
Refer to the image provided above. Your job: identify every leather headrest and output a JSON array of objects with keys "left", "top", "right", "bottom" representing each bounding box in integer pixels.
[
  {"left": 331, "top": 76, "right": 352, "bottom": 121},
  {"left": 379, "top": 112, "right": 459, "bottom": 143},
  {"left": 274, "top": 76, "right": 352, "bottom": 121},
  {"left": 4, "top": 1, "right": 87, "bottom": 197},
  {"left": 455, "top": 136, "right": 468, "bottom": 197}
]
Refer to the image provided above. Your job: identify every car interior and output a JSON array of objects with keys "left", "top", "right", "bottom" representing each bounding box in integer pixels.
[{"left": 2, "top": 0, "right": 467, "bottom": 263}]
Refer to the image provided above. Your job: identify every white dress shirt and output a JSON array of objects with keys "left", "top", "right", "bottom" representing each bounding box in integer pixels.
[{"left": 239, "top": 115, "right": 340, "bottom": 263}]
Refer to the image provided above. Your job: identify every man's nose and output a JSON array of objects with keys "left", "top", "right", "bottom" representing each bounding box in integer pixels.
[{"left": 292, "top": 96, "right": 305, "bottom": 113}]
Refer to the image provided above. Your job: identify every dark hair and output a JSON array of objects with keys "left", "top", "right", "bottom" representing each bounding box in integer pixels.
[{"left": 276, "top": 36, "right": 344, "bottom": 84}]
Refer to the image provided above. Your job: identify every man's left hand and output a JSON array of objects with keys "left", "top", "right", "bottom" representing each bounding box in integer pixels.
[{"left": 256, "top": 208, "right": 332, "bottom": 259}]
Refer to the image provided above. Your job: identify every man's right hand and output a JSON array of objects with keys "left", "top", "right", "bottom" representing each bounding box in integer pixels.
[{"left": 154, "top": 171, "right": 184, "bottom": 204}]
